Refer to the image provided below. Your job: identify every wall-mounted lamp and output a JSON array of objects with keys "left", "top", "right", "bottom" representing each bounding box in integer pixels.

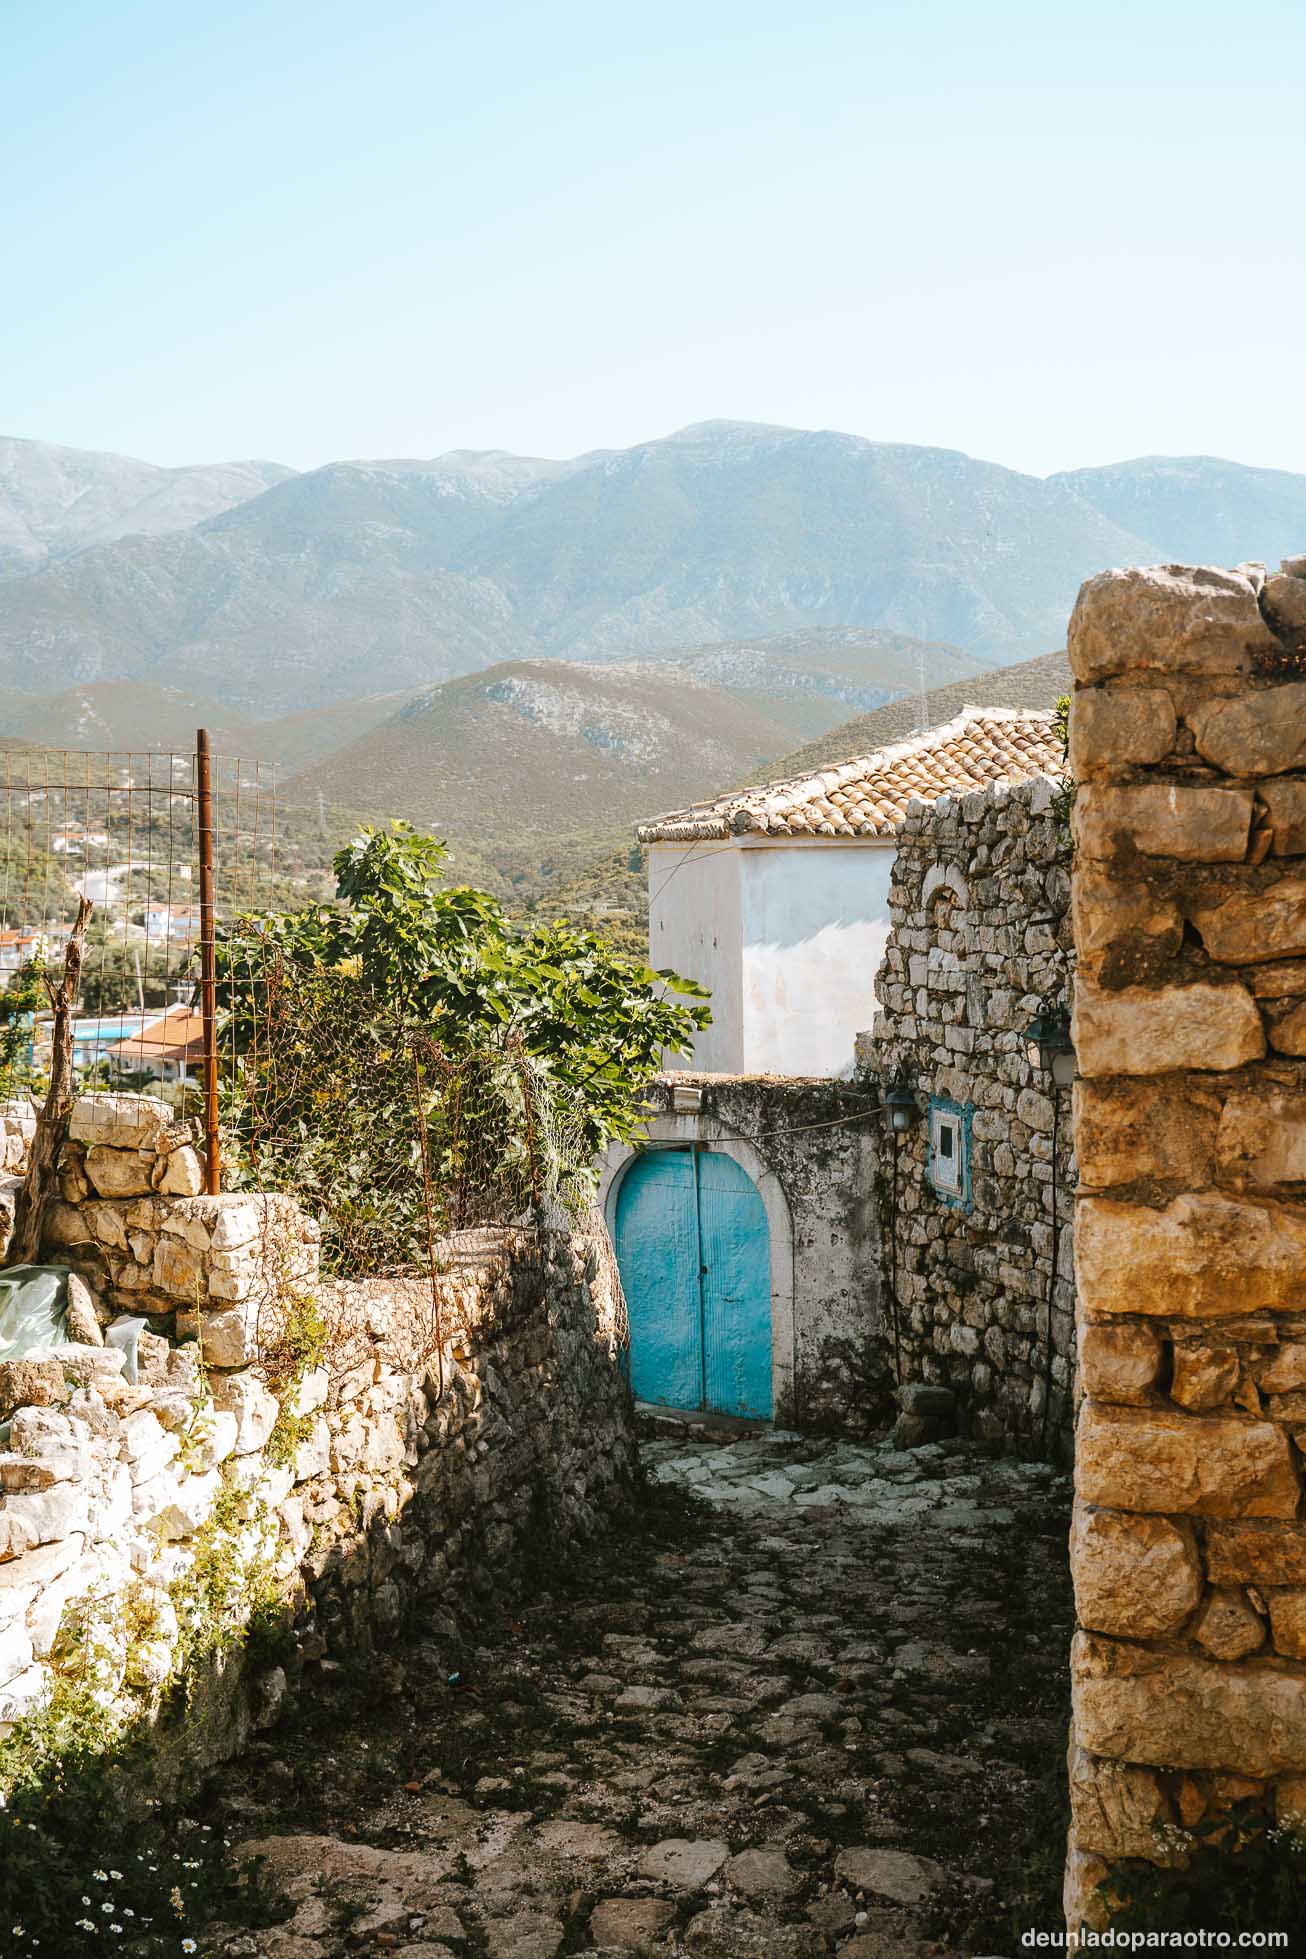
[
  {"left": 883, "top": 1074, "right": 920, "bottom": 1133},
  {"left": 1022, "top": 998, "right": 1076, "bottom": 1088}
]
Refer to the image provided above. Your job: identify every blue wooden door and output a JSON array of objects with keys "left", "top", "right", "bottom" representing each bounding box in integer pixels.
[{"left": 614, "top": 1148, "right": 772, "bottom": 1419}]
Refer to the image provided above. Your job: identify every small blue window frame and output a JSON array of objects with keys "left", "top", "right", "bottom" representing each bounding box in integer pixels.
[{"left": 927, "top": 1094, "right": 974, "bottom": 1211}]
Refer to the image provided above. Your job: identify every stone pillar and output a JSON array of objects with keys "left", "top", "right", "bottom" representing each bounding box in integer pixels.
[{"left": 1066, "top": 559, "right": 1306, "bottom": 1927}]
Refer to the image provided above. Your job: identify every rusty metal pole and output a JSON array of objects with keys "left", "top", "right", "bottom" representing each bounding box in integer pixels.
[{"left": 196, "top": 728, "right": 221, "bottom": 1195}]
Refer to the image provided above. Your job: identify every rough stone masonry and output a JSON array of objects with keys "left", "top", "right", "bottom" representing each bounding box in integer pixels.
[
  {"left": 0, "top": 1093, "right": 636, "bottom": 1778},
  {"left": 869, "top": 774, "right": 1075, "bottom": 1453},
  {"left": 1065, "top": 557, "right": 1306, "bottom": 1927}
]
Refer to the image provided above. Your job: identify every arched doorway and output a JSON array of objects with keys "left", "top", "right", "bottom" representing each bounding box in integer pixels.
[{"left": 613, "top": 1146, "right": 773, "bottom": 1419}]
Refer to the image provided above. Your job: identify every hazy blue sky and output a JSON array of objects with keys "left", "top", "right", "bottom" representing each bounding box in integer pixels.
[{"left": 6, "top": 0, "right": 1306, "bottom": 475}]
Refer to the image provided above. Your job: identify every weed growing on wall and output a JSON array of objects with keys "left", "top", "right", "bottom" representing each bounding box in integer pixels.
[
  {"left": 0, "top": 1576, "right": 286, "bottom": 1955},
  {"left": 1095, "top": 1804, "right": 1306, "bottom": 1938}
]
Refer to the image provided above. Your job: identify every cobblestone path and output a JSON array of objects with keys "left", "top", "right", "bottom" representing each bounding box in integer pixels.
[{"left": 214, "top": 1431, "right": 1073, "bottom": 1959}]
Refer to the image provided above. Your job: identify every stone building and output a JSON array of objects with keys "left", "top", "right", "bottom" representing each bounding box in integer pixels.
[
  {"left": 1063, "top": 556, "right": 1306, "bottom": 1928},
  {"left": 867, "top": 764, "right": 1076, "bottom": 1451},
  {"left": 638, "top": 709, "right": 1065, "bottom": 1077},
  {"left": 598, "top": 1074, "right": 883, "bottom": 1433}
]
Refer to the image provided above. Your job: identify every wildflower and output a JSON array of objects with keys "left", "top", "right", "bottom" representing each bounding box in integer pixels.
[
  {"left": 110, "top": 1927, "right": 122, "bottom": 1936},
  {"left": 11, "top": 1928, "right": 22, "bottom": 1937},
  {"left": 182, "top": 1944, "right": 198, "bottom": 1954},
  {"left": 83, "top": 1897, "right": 92, "bottom": 1906},
  {"left": 108, "top": 1870, "right": 122, "bottom": 1881},
  {"left": 76, "top": 1919, "right": 96, "bottom": 1932},
  {"left": 101, "top": 1902, "right": 115, "bottom": 1913},
  {"left": 93, "top": 1870, "right": 108, "bottom": 1882}
]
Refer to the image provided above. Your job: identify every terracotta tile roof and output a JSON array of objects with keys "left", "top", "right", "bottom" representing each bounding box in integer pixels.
[
  {"left": 105, "top": 1006, "right": 205, "bottom": 1066},
  {"left": 637, "top": 706, "right": 1063, "bottom": 842}
]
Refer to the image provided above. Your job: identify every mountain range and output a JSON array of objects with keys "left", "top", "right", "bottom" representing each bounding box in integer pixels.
[
  {"left": 281, "top": 628, "right": 984, "bottom": 847},
  {"left": 4, "top": 421, "right": 1305, "bottom": 721},
  {"left": 3, "top": 420, "right": 1304, "bottom": 935}
]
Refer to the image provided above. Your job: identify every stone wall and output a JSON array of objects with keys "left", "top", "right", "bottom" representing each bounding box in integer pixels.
[
  {"left": 1065, "top": 559, "right": 1306, "bottom": 1928},
  {"left": 0, "top": 1094, "right": 636, "bottom": 1783},
  {"left": 602, "top": 1074, "right": 885, "bottom": 1434},
  {"left": 867, "top": 775, "right": 1076, "bottom": 1451}
]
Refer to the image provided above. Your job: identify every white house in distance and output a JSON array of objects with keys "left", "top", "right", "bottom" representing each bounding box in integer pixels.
[{"left": 638, "top": 706, "right": 1063, "bottom": 1077}]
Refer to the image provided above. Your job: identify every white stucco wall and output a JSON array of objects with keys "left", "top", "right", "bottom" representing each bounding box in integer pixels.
[
  {"left": 740, "top": 843, "right": 895, "bottom": 1077},
  {"left": 647, "top": 837, "right": 895, "bottom": 1078},
  {"left": 647, "top": 842, "right": 745, "bottom": 1071}
]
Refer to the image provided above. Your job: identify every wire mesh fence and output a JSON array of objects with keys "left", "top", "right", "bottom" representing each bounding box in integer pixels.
[
  {"left": 217, "top": 943, "right": 592, "bottom": 1275},
  {"left": 0, "top": 740, "right": 278, "bottom": 1147},
  {"left": 1, "top": 744, "right": 600, "bottom": 1277}
]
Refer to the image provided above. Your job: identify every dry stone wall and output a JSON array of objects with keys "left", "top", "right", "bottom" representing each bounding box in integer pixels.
[
  {"left": 1065, "top": 558, "right": 1306, "bottom": 1928},
  {"left": 867, "top": 775, "right": 1075, "bottom": 1451},
  {"left": 0, "top": 1094, "right": 636, "bottom": 1784}
]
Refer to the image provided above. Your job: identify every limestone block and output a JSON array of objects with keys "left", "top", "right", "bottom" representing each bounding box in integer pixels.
[
  {"left": 193, "top": 1408, "right": 240, "bottom": 1470},
  {"left": 0, "top": 1615, "right": 35, "bottom": 1693},
  {"left": 1191, "top": 879, "right": 1306, "bottom": 965},
  {"left": 211, "top": 1370, "right": 278, "bottom": 1453},
  {"left": 0, "top": 1482, "right": 89, "bottom": 1557},
  {"left": 1266, "top": 1589, "right": 1306, "bottom": 1659},
  {"left": 205, "top": 1250, "right": 259, "bottom": 1303},
  {"left": 1261, "top": 780, "right": 1306, "bottom": 858},
  {"left": 1074, "top": 783, "right": 1253, "bottom": 863},
  {"left": 88, "top": 1461, "right": 132, "bottom": 1542},
  {"left": 48, "top": 1348, "right": 126, "bottom": 1394},
  {"left": 153, "top": 1235, "right": 204, "bottom": 1300},
  {"left": 1192, "top": 1588, "right": 1266, "bottom": 1660},
  {"left": 1190, "top": 681, "right": 1306, "bottom": 777},
  {"left": 1071, "top": 1631, "right": 1306, "bottom": 1774},
  {"left": 120, "top": 1412, "right": 180, "bottom": 1489},
  {"left": 1206, "top": 1522, "right": 1306, "bottom": 1588},
  {"left": 62, "top": 1273, "right": 104, "bottom": 1346},
  {"left": 0, "top": 1453, "right": 60, "bottom": 1494},
  {"left": 0, "top": 1516, "right": 88, "bottom": 1587},
  {"left": 69, "top": 1093, "right": 171, "bottom": 1150},
  {"left": 175, "top": 1306, "right": 258, "bottom": 1369},
  {"left": 85, "top": 1202, "right": 128, "bottom": 1250},
  {"left": 1079, "top": 975, "right": 1267, "bottom": 1078},
  {"left": 1249, "top": 959, "right": 1306, "bottom": 997},
  {"left": 0, "top": 1357, "right": 69, "bottom": 1419},
  {"left": 1071, "top": 1502, "right": 1201, "bottom": 1636},
  {"left": 1063, "top": 1832, "right": 1113, "bottom": 1936},
  {"left": 1069, "top": 686, "right": 1178, "bottom": 777},
  {"left": 289, "top": 1367, "right": 329, "bottom": 1417},
  {"left": 292, "top": 1417, "right": 330, "bottom": 1482},
  {"left": 1068, "top": 1745, "right": 1176, "bottom": 1862},
  {"left": 160, "top": 1212, "right": 211, "bottom": 1250},
  {"left": 208, "top": 1198, "right": 263, "bottom": 1251},
  {"left": 1170, "top": 1342, "right": 1240, "bottom": 1412},
  {"left": 1076, "top": 1192, "right": 1306, "bottom": 1320},
  {"left": 153, "top": 1467, "right": 223, "bottom": 1540},
  {"left": 8, "top": 1407, "right": 90, "bottom": 1479},
  {"left": 159, "top": 1146, "right": 205, "bottom": 1196},
  {"left": 1078, "top": 1323, "right": 1165, "bottom": 1404},
  {"left": 41, "top": 1201, "right": 95, "bottom": 1247},
  {"left": 1266, "top": 1000, "right": 1306, "bottom": 1055},
  {"left": 1256, "top": 1345, "right": 1306, "bottom": 1394},
  {"left": 1216, "top": 1089, "right": 1306, "bottom": 1186},
  {"left": 1068, "top": 565, "right": 1278, "bottom": 683},
  {"left": 1075, "top": 1077, "right": 1220, "bottom": 1190},
  {"left": 84, "top": 1147, "right": 154, "bottom": 1198},
  {"left": 1076, "top": 1403, "right": 1299, "bottom": 1518}
]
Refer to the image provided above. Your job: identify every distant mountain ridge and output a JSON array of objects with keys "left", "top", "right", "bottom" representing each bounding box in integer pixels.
[
  {"left": 0, "top": 436, "right": 293, "bottom": 580},
  {"left": 10, "top": 420, "right": 1306, "bottom": 716},
  {"left": 278, "top": 629, "right": 981, "bottom": 847}
]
